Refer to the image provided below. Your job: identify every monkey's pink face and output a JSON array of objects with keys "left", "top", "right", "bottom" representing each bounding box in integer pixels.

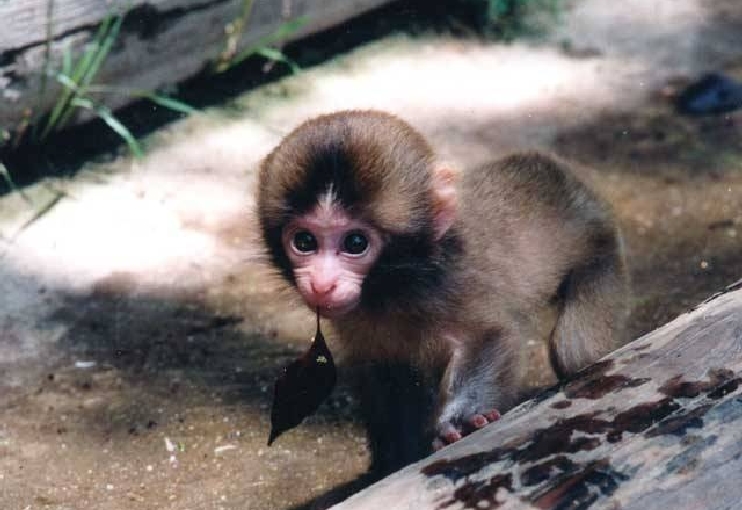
[{"left": 282, "top": 206, "right": 383, "bottom": 319}]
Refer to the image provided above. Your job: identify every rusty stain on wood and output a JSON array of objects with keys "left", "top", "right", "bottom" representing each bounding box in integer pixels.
[{"left": 331, "top": 286, "right": 742, "bottom": 510}]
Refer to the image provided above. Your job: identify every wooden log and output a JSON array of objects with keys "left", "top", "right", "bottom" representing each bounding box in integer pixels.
[
  {"left": 331, "top": 279, "right": 742, "bottom": 510},
  {"left": 0, "top": 0, "right": 393, "bottom": 134}
]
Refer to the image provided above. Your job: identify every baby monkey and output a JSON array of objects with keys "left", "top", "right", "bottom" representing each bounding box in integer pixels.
[{"left": 258, "top": 110, "right": 628, "bottom": 472}]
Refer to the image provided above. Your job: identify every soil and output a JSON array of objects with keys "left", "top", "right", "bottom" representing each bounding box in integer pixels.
[{"left": 1, "top": 1, "right": 742, "bottom": 509}]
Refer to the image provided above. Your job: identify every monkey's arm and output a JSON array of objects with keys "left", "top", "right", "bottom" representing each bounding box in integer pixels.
[{"left": 434, "top": 331, "right": 516, "bottom": 448}]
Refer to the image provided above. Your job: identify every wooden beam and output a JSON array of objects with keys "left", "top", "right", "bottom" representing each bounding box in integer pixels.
[
  {"left": 332, "top": 279, "right": 742, "bottom": 510},
  {"left": 0, "top": 0, "right": 394, "bottom": 133}
]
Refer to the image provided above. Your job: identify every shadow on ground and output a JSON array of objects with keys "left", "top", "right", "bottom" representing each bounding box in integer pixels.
[
  {"left": 2, "top": 95, "right": 741, "bottom": 510},
  {"left": 0, "top": 267, "right": 368, "bottom": 510}
]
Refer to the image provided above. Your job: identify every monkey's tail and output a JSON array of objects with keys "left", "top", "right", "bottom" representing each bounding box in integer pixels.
[{"left": 549, "top": 244, "right": 629, "bottom": 378}]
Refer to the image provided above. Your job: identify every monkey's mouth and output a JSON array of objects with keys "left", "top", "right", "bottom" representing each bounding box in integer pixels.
[{"left": 312, "top": 300, "right": 358, "bottom": 319}]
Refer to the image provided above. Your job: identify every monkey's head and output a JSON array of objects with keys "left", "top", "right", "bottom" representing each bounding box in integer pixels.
[{"left": 258, "top": 110, "right": 458, "bottom": 319}]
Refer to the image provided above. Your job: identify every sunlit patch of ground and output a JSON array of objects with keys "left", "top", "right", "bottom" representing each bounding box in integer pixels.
[{"left": 1, "top": 0, "right": 741, "bottom": 508}]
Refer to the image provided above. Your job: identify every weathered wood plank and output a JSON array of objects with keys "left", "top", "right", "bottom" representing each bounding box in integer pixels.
[
  {"left": 331, "top": 280, "right": 742, "bottom": 510},
  {"left": 0, "top": 0, "right": 393, "bottom": 133},
  {"left": 1, "top": 0, "right": 206, "bottom": 48}
]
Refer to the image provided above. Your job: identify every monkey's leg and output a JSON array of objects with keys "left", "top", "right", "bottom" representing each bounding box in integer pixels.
[
  {"left": 550, "top": 248, "right": 629, "bottom": 377},
  {"left": 353, "top": 362, "right": 435, "bottom": 476},
  {"left": 434, "top": 332, "right": 515, "bottom": 449}
]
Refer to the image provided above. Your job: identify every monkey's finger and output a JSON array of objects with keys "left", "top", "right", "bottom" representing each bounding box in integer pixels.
[
  {"left": 435, "top": 422, "right": 463, "bottom": 447},
  {"left": 460, "top": 410, "right": 502, "bottom": 436},
  {"left": 467, "top": 414, "right": 489, "bottom": 429},
  {"left": 445, "top": 429, "right": 463, "bottom": 443},
  {"left": 483, "top": 410, "right": 501, "bottom": 422},
  {"left": 431, "top": 432, "right": 461, "bottom": 451}
]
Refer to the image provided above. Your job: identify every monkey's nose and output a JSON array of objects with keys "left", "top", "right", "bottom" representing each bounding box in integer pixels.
[{"left": 310, "top": 279, "right": 337, "bottom": 296}]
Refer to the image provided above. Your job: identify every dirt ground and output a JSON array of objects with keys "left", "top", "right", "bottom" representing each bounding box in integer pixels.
[{"left": 2, "top": 0, "right": 742, "bottom": 509}]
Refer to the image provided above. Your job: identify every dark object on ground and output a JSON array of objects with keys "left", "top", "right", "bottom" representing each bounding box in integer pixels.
[
  {"left": 675, "top": 72, "right": 742, "bottom": 115},
  {"left": 267, "top": 311, "right": 337, "bottom": 445}
]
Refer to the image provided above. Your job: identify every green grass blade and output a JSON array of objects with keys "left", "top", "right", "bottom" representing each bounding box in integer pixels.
[
  {"left": 253, "top": 47, "right": 300, "bottom": 74},
  {"left": 79, "top": 15, "right": 122, "bottom": 92},
  {"left": 40, "top": 48, "right": 89, "bottom": 138},
  {"left": 217, "top": 16, "right": 307, "bottom": 72},
  {"left": 40, "top": 43, "right": 97, "bottom": 139},
  {"left": 76, "top": 85, "right": 196, "bottom": 116},
  {"left": 134, "top": 92, "right": 196, "bottom": 115},
  {"left": 66, "top": 17, "right": 111, "bottom": 90},
  {"left": 55, "top": 73, "right": 80, "bottom": 91},
  {"left": 69, "top": 96, "right": 93, "bottom": 110},
  {"left": 0, "top": 162, "right": 32, "bottom": 203},
  {"left": 216, "top": 40, "right": 264, "bottom": 72},
  {"left": 0, "top": 162, "right": 14, "bottom": 190},
  {"left": 264, "top": 16, "right": 308, "bottom": 43},
  {"left": 61, "top": 42, "right": 72, "bottom": 76},
  {"left": 72, "top": 97, "right": 143, "bottom": 158},
  {"left": 16, "top": 189, "right": 66, "bottom": 235},
  {"left": 57, "top": 14, "right": 122, "bottom": 129},
  {"left": 96, "top": 107, "right": 143, "bottom": 158}
]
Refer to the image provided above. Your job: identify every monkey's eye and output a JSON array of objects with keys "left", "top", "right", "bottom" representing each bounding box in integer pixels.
[
  {"left": 342, "top": 231, "right": 369, "bottom": 255},
  {"left": 292, "top": 231, "right": 318, "bottom": 253}
]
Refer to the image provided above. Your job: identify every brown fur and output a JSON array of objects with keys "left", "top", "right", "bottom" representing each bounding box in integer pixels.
[
  {"left": 257, "top": 110, "right": 630, "bottom": 473},
  {"left": 259, "top": 110, "right": 436, "bottom": 236}
]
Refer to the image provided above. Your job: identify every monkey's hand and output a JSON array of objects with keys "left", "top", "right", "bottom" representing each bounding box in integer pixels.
[
  {"left": 433, "top": 336, "right": 509, "bottom": 450},
  {"left": 433, "top": 408, "right": 501, "bottom": 450}
]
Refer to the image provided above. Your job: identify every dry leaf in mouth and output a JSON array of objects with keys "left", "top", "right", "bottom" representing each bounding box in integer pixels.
[{"left": 267, "top": 310, "right": 337, "bottom": 446}]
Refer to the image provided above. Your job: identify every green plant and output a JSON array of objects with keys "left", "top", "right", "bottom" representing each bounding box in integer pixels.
[
  {"left": 0, "top": 161, "right": 65, "bottom": 240},
  {"left": 0, "top": 162, "right": 29, "bottom": 203},
  {"left": 39, "top": 14, "right": 123, "bottom": 140},
  {"left": 38, "top": 12, "right": 195, "bottom": 157},
  {"left": 457, "top": 0, "right": 563, "bottom": 38},
  {"left": 485, "top": 0, "right": 560, "bottom": 19},
  {"left": 214, "top": 0, "right": 306, "bottom": 74}
]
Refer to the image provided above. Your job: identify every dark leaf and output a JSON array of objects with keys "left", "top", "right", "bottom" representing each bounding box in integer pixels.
[{"left": 267, "top": 311, "right": 337, "bottom": 445}]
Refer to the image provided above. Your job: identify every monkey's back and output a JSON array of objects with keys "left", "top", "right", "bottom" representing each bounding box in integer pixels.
[{"left": 455, "top": 152, "right": 619, "bottom": 309}]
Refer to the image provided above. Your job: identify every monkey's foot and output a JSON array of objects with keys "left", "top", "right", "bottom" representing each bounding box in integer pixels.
[{"left": 433, "top": 410, "right": 501, "bottom": 450}]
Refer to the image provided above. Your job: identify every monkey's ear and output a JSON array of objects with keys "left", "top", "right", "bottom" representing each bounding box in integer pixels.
[{"left": 431, "top": 165, "right": 458, "bottom": 240}]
